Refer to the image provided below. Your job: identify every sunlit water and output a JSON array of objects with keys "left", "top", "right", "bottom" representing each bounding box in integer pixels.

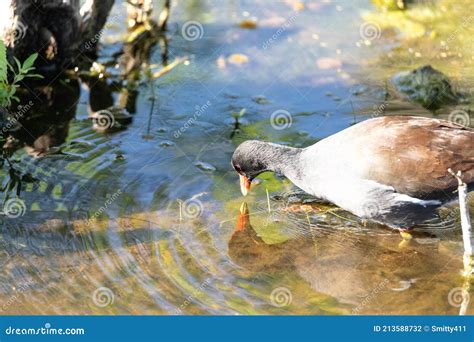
[{"left": 1, "top": 0, "right": 473, "bottom": 315}]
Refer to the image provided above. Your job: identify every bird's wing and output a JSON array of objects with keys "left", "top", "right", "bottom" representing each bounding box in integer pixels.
[{"left": 363, "top": 116, "right": 474, "bottom": 200}]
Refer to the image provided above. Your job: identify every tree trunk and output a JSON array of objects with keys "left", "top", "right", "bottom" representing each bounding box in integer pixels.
[{"left": 1, "top": 0, "right": 114, "bottom": 69}]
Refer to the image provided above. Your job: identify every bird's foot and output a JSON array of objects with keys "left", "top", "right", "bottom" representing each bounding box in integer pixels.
[
  {"left": 398, "top": 228, "right": 413, "bottom": 248},
  {"left": 398, "top": 228, "right": 413, "bottom": 240}
]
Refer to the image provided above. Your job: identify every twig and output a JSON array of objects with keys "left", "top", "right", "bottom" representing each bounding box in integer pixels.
[
  {"left": 265, "top": 187, "right": 271, "bottom": 213},
  {"left": 448, "top": 168, "right": 473, "bottom": 276},
  {"left": 177, "top": 199, "right": 183, "bottom": 221},
  {"left": 158, "top": 0, "right": 171, "bottom": 31},
  {"left": 152, "top": 56, "right": 187, "bottom": 79}
]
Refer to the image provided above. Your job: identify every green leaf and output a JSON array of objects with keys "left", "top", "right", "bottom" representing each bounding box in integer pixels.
[
  {"left": 25, "top": 73, "right": 42, "bottom": 79},
  {"left": 0, "top": 40, "right": 7, "bottom": 83},
  {"left": 13, "top": 57, "right": 21, "bottom": 72},
  {"left": 14, "top": 74, "right": 25, "bottom": 82},
  {"left": 22, "top": 53, "right": 37, "bottom": 70}
]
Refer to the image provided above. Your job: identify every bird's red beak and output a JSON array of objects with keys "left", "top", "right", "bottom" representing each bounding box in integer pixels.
[{"left": 239, "top": 174, "right": 251, "bottom": 196}]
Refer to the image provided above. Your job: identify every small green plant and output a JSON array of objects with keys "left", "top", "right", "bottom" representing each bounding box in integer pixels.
[
  {"left": 231, "top": 108, "right": 246, "bottom": 125},
  {"left": 0, "top": 39, "right": 41, "bottom": 107},
  {"left": 0, "top": 40, "right": 42, "bottom": 201},
  {"left": 230, "top": 108, "right": 246, "bottom": 138}
]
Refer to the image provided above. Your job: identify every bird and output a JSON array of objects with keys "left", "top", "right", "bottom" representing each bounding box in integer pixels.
[{"left": 231, "top": 116, "right": 474, "bottom": 229}]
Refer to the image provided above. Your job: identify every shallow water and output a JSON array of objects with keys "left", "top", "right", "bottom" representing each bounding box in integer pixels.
[{"left": 1, "top": 0, "right": 473, "bottom": 315}]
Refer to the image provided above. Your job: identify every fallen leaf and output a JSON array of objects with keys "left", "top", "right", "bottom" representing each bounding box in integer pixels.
[
  {"left": 217, "top": 55, "right": 226, "bottom": 69},
  {"left": 316, "top": 57, "right": 342, "bottom": 70},
  {"left": 293, "top": 1, "right": 305, "bottom": 11},
  {"left": 239, "top": 19, "right": 257, "bottom": 29},
  {"left": 228, "top": 53, "right": 249, "bottom": 65}
]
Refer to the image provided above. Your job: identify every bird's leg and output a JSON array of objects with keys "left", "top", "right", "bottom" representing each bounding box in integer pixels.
[
  {"left": 398, "top": 228, "right": 413, "bottom": 240},
  {"left": 398, "top": 228, "right": 413, "bottom": 248}
]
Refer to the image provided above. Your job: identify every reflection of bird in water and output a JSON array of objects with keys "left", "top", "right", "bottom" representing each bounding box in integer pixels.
[
  {"left": 228, "top": 203, "right": 294, "bottom": 273},
  {"left": 228, "top": 202, "right": 470, "bottom": 314}
]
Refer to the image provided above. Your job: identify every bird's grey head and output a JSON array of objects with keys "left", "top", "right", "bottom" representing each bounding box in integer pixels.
[
  {"left": 231, "top": 140, "right": 271, "bottom": 179},
  {"left": 231, "top": 140, "right": 296, "bottom": 195}
]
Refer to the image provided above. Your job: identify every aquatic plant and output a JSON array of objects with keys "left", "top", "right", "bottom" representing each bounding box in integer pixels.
[
  {"left": 231, "top": 108, "right": 246, "bottom": 126},
  {"left": 0, "top": 39, "right": 42, "bottom": 202},
  {"left": 230, "top": 108, "right": 247, "bottom": 137},
  {"left": 0, "top": 40, "right": 41, "bottom": 108}
]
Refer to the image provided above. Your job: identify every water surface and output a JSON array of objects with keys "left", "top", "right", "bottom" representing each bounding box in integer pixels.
[{"left": 1, "top": 0, "right": 473, "bottom": 315}]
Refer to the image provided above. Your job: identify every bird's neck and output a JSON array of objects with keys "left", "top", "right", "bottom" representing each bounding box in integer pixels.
[{"left": 263, "top": 143, "right": 303, "bottom": 183}]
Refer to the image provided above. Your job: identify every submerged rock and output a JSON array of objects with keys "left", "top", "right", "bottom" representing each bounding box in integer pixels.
[
  {"left": 391, "top": 65, "right": 460, "bottom": 111},
  {"left": 252, "top": 95, "right": 269, "bottom": 105},
  {"left": 159, "top": 140, "right": 175, "bottom": 147},
  {"left": 194, "top": 161, "right": 216, "bottom": 172}
]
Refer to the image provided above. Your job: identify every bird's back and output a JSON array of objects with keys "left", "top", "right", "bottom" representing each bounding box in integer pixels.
[{"left": 312, "top": 116, "right": 474, "bottom": 201}]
